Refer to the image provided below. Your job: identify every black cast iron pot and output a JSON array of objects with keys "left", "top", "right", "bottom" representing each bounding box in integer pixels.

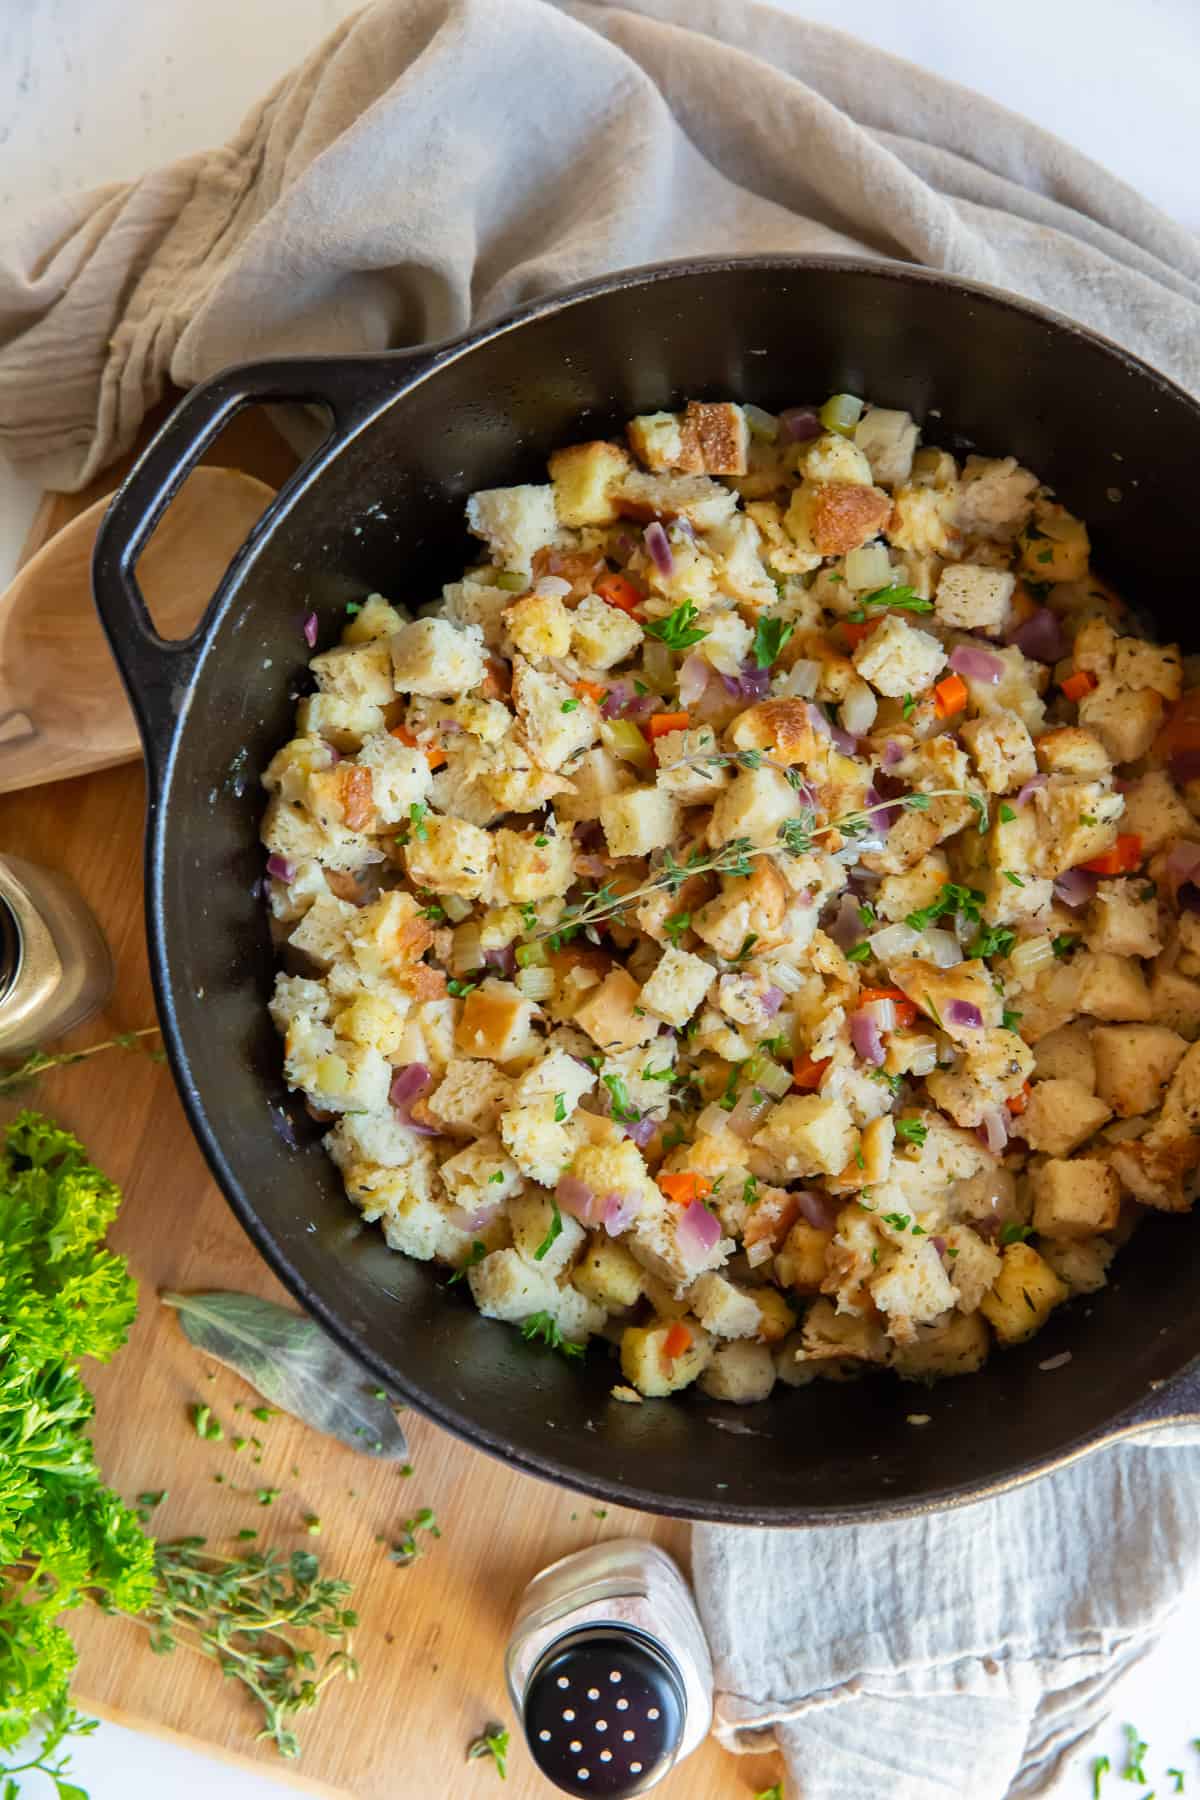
[{"left": 93, "top": 256, "right": 1200, "bottom": 1525}]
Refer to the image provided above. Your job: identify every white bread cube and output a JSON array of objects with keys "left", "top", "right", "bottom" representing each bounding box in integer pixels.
[
  {"left": 980, "top": 1243, "right": 1068, "bottom": 1343},
  {"left": 619, "top": 1318, "right": 714, "bottom": 1396},
  {"left": 427, "top": 1059, "right": 513, "bottom": 1135},
  {"left": 438, "top": 1135, "right": 523, "bottom": 1209},
  {"left": 342, "top": 593, "right": 406, "bottom": 644},
  {"left": 325, "top": 1107, "right": 431, "bottom": 1173},
  {"left": 269, "top": 973, "right": 330, "bottom": 1035},
  {"left": 554, "top": 747, "right": 637, "bottom": 822},
  {"left": 875, "top": 855, "right": 950, "bottom": 923},
  {"left": 1018, "top": 1079, "right": 1112, "bottom": 1156},
  {"left": 709, "top": 763, "right": 797, "bottom": 849},
  {"left": 1092, "top": 1024, "right": 1187, "bottom": 1118},
  {"left": 504, "top": 590, "right": 573, "bottom": 660},
  {"left": 287, "top": 893, "right": 356, "bottom": 971},
  {"left": 440, "top": 579, "right": 513, "bottom": 649},
  {"left": 468, "top": 1246, "right": 560, "bottom": 1323},
  {"left": 1114, "top": 638, "right": 1183, "bottom": 701},
  {"left": 612, "top": 470, "right": 739, "bottom": 531},
  {"left": 492, "top": 828, "right": 574, "bottom": 904},
  {"left": 456, "top": 980, "right": 541, "bottom": 1065},
  {"left": 1072, "top": 952, "right": 1152, "bottom": 1023},
  {"left": 1034, "top": 726, "right": 1112, "bottom": 780},
  {"left": 955, "top": 455, "right": 1037, "bottom": 539},
  {"left": 511, "top": 657, "right": 599, "bottom": 771},
  {"left": 655, "top": 726, "right": 731, "bottom": 805},
  {"left": 572, "top": 1235, "right": 645, "bottom": 1311},
  {"left": 854, "top": 407, "right": 919, "bottom": 488},
  {"left": 1039, "top": 1236, "right": 1115, "bottom": 1296},
  {"left": 628, "top": 1198, "right": 732, "bottom": 1292},
  {"left": 549, "top": 439, "right": 634, "bottom": 525},
  {"left": 1118, "top": 770, "right": 1195, "bottom": 856},
  {"left": 627, "top": 412, "right": 685, "bottom": 471},
  {"left": 1033, "top": 1021, "right": 1096, "bottom": 1091},
  {"left": 508, "top": 1190, "right": 586, "bottom": 1278},
  {"left": 309, "top": 640, "right": 395, "bottom": 707},
  {"left": 1148, "top": 964, "right": 1200, "bottom": 1039},
  {"left": 752, "top": 1095, "right": 856, "bottom": 1180},
  {"left": 1031, "top": 1159, "right": 1121, "bottom": 1240},
  {"left": 639, "top": 946, "right": 716, "bottom": 1030},
  {"left": 283, "top": 1016, "right": 391, "bottom": 1114},
  {"left": 261, "top": 793, "right": 379, "bottom": 875},
  {"left": 374, "top": 1183, "right": 470, "bottom": 1264},
  {"left": 465, "top": 484, "right": 558, "bottom": 571},
  {"left": 512, "top": 1048, "right": 596, "bottom": 1115},
  {"left": 1078, "top": 682, "right": 1162, "bottom": 765},
  {"left": 852, "top": 614, "right": 947, "bottom": 698},
  {"left": 570, "top": 593, "right": 645, "bottom": 669},
  {"left": 886, "top": 483, "right": 958, "bottom": 556},
  {"left": 694, "top": 607, "right": 753, "bottom": 678},
  {"left": 499, "top": 1106, "right": 574, "bottom": 1187},
  {"left": 800, "top": 1297, "right": 891, "bottom": 1366},
  {"left": 391, "top": 618, "right": 486, "bottom": 698},
  {"left": 934, "top": 563, "right": 1015, "bottom": 632},
  {"left": 958, "top": 712, "right": 1038, "bottom": 795},
  {"left": 870, "top": 1240, "right": 958, "bottom": 1341},
  {"left": 689, "top": 1272, "right": 762, "bottom": 1340},
  {"left": 691, "top": 865, "right": 787, "bottom": 958},
  {"left": 355, "top": 732, "right": 432, "bottom": 826},
  {"left": 333, "top": 990, "right": 409, "bottom": 1056},
  {"left": 941, "top": 1225, "right": 1002, "bottom": 1314},
  {"left": 346, "top": 890, "right": 431, "bottom": 982},
  {"left": 262, "top": 733, "right": 338, "bottom": 803},
  {"left": 599, "top": 787, "right": 681, "bottom": 858},
  {"left": 892, "top": 1310, "right": 990, "bottom": 1380},
  {"left": 295, "top": 692, "right": 385, "bottom": 751},
  {"left": 574, "top": 968, "right": 658, "bottom": 1054},
  {"left": 698, "top": 1339, "right": 776, "bottom": 1403},
  {"left": 774, "top": 1220, "right": 834, "bottom": 1294},
  {"left": 1085, "top": 878, "right": 1161, "bottom": 959},
  {"left": 403, "top": 814, "right": 495, "bottom": 901},
  {"left": 552, "top": 1283, "right": 607, "bottom": 1344}
]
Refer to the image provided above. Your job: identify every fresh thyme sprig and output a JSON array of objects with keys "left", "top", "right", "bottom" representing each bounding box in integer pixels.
[{"left": 0, "top": 1025, "right": 163, "bottom": 1094}]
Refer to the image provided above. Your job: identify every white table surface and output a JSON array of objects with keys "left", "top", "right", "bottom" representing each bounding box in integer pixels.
[{"left": 3, "top": 2, "right": 1200, "bottom": 1795}]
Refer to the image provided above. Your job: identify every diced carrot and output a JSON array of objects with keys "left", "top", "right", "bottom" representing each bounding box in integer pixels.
[
  {"left": 1007, "top": 1081, "right": 1032, "bottom": 1117},
  {"left": 649, "top": 711, "right": 689, "bottom": 740},
  {"left": 1080, "top": 834, "right": 1143, "bottom": 876},
  {"left": 1156, "top": 690, "right": 1200, "bottom": 762},
  {"left": 389, "top": 724, "right": 447, "bottom": 770},
  {"left": 1060, "top": 669, "right": 1099, "bottom": 702},
  {"left": 658, "top": 1172, "right": 713, "bottom": 1207},
  {"left": 932, "top": 672, "right": 968, "bottom": 719},
  {"left": 595, "top": 574, "right": 643, "bottom": 615},
  {"left": 858, "top": 986, "right": 917, "bottom": 1029},
  {"left": 574, "top": 680, "right": 607, "bottom": 704},
  {"left": 792, "top": 1054, "right": 831, "bottom": 1091},
  {"left": 838, "top": 619, "right": 876, "bottom": 648},
  {"left": 662, "top": 1321, "right": 692, "bottom": 1361}
]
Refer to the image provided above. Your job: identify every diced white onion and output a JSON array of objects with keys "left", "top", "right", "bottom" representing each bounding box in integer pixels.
[
  {"left": 441, "top": 893, "right": 473, "bottom": 924},
  {"left": 756, "top": 1058, "right": 794, "bottom": 1098},
  {"left": 840, "top": 680, "right": 878, "bottom": 736},
  {"left": 451, "top": 922, "right": 483, "bottom": 976},
  {"left": 779, "top": 658, "right": 821, "bottom": 700},
  {"left": 919, "top": 928, "right": 963, "bottom": 968},
  {"left": 516, "top": 965, "right": 555, "bottom": 1002},
  {"left": 1010, "top": 934, "right": 1056, "bottom": 979},
  {"left": 698, "top": 1101, "right": 736, "bottom": 1137},
  {"left": 906, "top": 1036, "right": 939, "bottom": 1077},
  {"left": 869, "top": 922, "right": 922, "bottom": 961},
  {"left": 844, "top": 542, "right": 893, "bottom": 592},
  {"left": 762, "top": 960, "right": 806, "bottom": 994},
  {"left": 745, "top": 1237, "right": 775, "bottom": 1267},
  {"left": 863, "top": 998, "right": 897, "bottom": 1034}
]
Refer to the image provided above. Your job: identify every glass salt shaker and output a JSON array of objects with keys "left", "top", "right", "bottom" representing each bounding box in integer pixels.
[
  {"left": 0, "top": 854, "right": 113, "bottom": 1055},
  {"left": 506, "top": 1540, "right": 713, "bottom": 1796}
]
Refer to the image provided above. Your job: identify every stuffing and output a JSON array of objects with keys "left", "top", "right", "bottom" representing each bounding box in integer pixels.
[
  {"left": 689, "top": 1272, "right": 763, "bottom": 1340},
  {"left": 403, "top": 814, "right": 495, "bottom": 901},
  {"left": 870, "top": 1239, "right": 958, "bottom": 1343},
  {"left": 925, "top": 1029, "right": 1035, "bottom": 1129},
  {"left": 892, "top": 1311, "right": 990, "bottom": 1380},
  {"left": 574, "top": 969, "right": 658, "bottom": 1053},
  {"left": 390, "top": 617, "right": 486, "bottom": 698},
  {"left": 511, "top": 656, "right": 599, "bottom": 771},
  {"left": 639, "top": 946, "right": 716, "bottom": 1029},
  {"left": 1078, "top": 682, "right": 1163, "bottom": 765},
  {"left": 1119, "top": 770, "right": 1195, "bottom": 856},
  {"left": 852, "top": 614, "right": 947, "bottom": 698},
  {"left": 613, "top": 469, "right": 740, "bottom": 530},
  {"left": 440, "top": 578, "right": 514, "bottom": 649},
  {"left": 955, "top": 456, "right": 1037, "bottom": 540},
  {"left": 309, "top": 640, "right": 395, "bottom": 708},
  {"left": 980, "top": 1243, "right": 1069, "bottom": 1343},
  {"left": 504, "top": 591, "right": 572, "bottom": 660},
  {"left": 786, "top": 480, "right": 893, "bottom": 558},
  {"left": 1030, "top": 1159, "right": 1121, "bottom": 1240},
  {"left": 935, "top": 563, "right": 1015, "bottom": 633},
  {"left": 507, "top": 1191, "right": 586, "bottom": 1278},
  {"left": 854, "top": 407, "right": 919, "bottom": 488},
  {"left": 1084, "top": 878, "right": 1162, "bottom": 959},
  {"left": 572, "top": 1235, "right": 645, "bottom": 1311},
  {"left": 1091, "top": 1024, "right": 1188, "bottom": 1118},
  {"left": 465, "top": 484, "right": 558, "bottom": 570},
  {"left": 570, "top": 593, "right": 645, "bottom": 668},
  {"left": 886, "top": 483, "right": 959, "bottom": 556},
  {"left": 295, "top": 692, "right": 385, "bottom": 752},
  {"left": 600, "top": 787, "right": 681, "bottom": 858},
  {"left": 620, "top": 1318, "right": 714, "bottom": 1396},
  {"left": 1017, "top": 1079, "right": 1112, "bottom": 1156},
  {"left": 655, "top": 726, "right": 731, "bottom": 804},
  {"left": 752, "top": 1095, "right": 856, "bottom": 1180},
  {"left": 549, "top": 439, "right": 633, "bottom": 526},
  {"left": 1034, "top": 726, "right": 1112, "bottom": 780},
  {"left": 958, "top": 712, "right": 1038, "bottom": 794},
  {"left": 708, "top": 763, "right": 798, "bottom": 849},
  {"left": 439, "top": 1136, "right": 524, "bottom": 1210},
  {"left": 941, "top": 1225, "right": 1002, "bottom": 1314},
  {"left": 1033, "top": 1021, "right": 1096, "bottom": 1091},
  {"left": 456, "top": 980, "right": 541, "bottom": 1065},
  {"left": 492, "top": 828, "right": 575, "bottom": 904},
  {"left": 426, "top": 1059, "right": 514, "bottom": 1136},
  {"left": 699, "top": 1340, "right": 777, "bottom": 1404}
]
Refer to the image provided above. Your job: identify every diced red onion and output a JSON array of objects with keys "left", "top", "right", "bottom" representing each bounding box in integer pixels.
[
  {"left": 980, "top": 1107, "right": 1009, "bottom": 1154},
  {"left": 1169, "top": 749, "right": 1200, "bottom": 785},
  {"left": 864, "top": 785, "right": 899, "bottom": 831},
  {"left": 850, "top": 1007, "right": 885, "bottom": 1066},
  {"left": 726, "top": 1087, "right": 774, "bottom": 1140},
  {"left": 946, "top": 1000, "right": 984, "bottom": 1030},
  {"left": 949, "top": 643, "right": 1004, "bottom": 684},
  {"left": 266, "top": 854, "right": 295, "bottom": 882},
  {"left": 601, "top": 681, "right": 632, "bottom": 719},
  {"left": 882, "top": 738, "right": 904, "bottom": 769},
  {"left": 1011, "top": 608, "right": 1067, "bottom": 663},
  {"left": 557, "top": 1174, "right": 604, "bottom": 1227},
  {"left": 677, "top": 655, "right": 711, "bottom": 708},
  {"left": 1016, "top": 774, "right": 1048, "bottom": 805},
  {"left": 779, "top": 407, "right": 822, "bottom": 442},
  {"left": 644, "top": 521, "right": 675, "bottom": 577},
  {"left": 602, "top": 1191, "right": 640, "bottom": 1234},
  {"left": 302, "top": 611, "right": 318, "bottom": 649},
  {"left": 623, "top": 1116, "right": 657, "bottom": 1149},
  {"left": 806, "top": 702, "right": 832, "bottom": 739},
  {"left": 323, "top": 741, "right": 343, "bottom": 763},
  {"left": 831, "top": 725, "right": 858, "bottom": 755},
  {"left": 795, "top": 1190, "right": 839, "bottom": 1230},
  {"left": 451, "top": 1198, "right": 502, "bottom": 1233},
  {"left": 932, "top": 1235, "right": 948, "bottom": 1256},
  {"left": 678, "top": 1197, "right": 722, "bottom": 1262},
  {"left": 483, "top": 945, "right": 517, "bottom": 977},
  {"left": 761, "top": 986, "right": 784, "bottom": 1018},
  {"left": 1165, "top": 840, "right": 1200, "bottom": 901},
  {"left": 389, "top": 1063, "right": 437, "bottom": 1133},
  {"left": 1053, "top": 868, "right": 1098, "bottom": 909}
]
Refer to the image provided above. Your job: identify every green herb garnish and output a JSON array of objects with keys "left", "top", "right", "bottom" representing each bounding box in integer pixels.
[
  {"left": 533, "top": 1198, "right": 564, "bottom": 1263},
  {"left": 643, "top": 601, "right": 709, "bottom": 651},
  {"left": 752, "top": 615, "right": 794, "bottom": 668},
  {"left": 521, "top": 1313, "right": 585, "bottom": 1360}
]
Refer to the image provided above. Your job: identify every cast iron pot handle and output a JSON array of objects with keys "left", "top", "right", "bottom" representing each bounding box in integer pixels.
[{"left": 92, "top": 351, "right": 429, "bottom": 773}]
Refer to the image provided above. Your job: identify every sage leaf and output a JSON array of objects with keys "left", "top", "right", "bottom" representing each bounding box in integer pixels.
[{"left": 161, "top": 1290, "right": 408, "bottom": 1461}]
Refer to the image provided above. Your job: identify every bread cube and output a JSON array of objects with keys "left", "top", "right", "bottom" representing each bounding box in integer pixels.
[
  {"left": 1031, "top": 1158, "right": 1121, "bottom": 1240},
  {"left": 875, "top": 855, "right": 949, "bottom": 924},
  {"left": 655, "top": 726, "right": 731, "bottom": 805},
  {"left": 613, "top": 469, "right": 739, "bottom": 531},
  {"left": 548, "top": 439, "right": 632, "bottom": 526},
  {"left": 752, "top": 1094, "right": 856, "bottom": 1180},
  {"left": 1018, "top": 501, "right": 1088, "bottom": 580},
  {"left": 626, "top": 412, "right": 686, "bottom": 471},
  {"left": 456, "top": 979, "right": 541, "bottom": 1065},
  {"left": 958, "top": 712, "right": 1038, "bottom": 794},
  {"left": 440, "top": 578, "right": 513, "bottom": 649},
  {"left": 1078, "top": 682, "right": 1163, "bottom": 765},
  {"left": 511, "top": 656, "right": 599, "bottom": 771},
  {"left": 1018, "top": 1079, "right": 1112, "bottom": 1156},
  {"left": 892, "top": 1310, "right": 991, "bottom": 1380},
  {"left": 774, "top": 1220, "right": 834, "bottom": 1293},
  {"left": 1113, "top": 638, "right": 1182, "bottom": 701},
  {"left": 403, "top": 814, "right": 494, "bottom": 901},
  {"left": 1033, "top": 726, "right": 1111, "bottom": 780},
  {"left": 439, "top": 1135, "right": 524, "bottom": 1210},
  {"left": 1033, "top": 1021, "right": 1096, "bottom": 1091},
  {"left": 692, "top": 864, "right": 787, "bottom": 958},
  {"left": 935, "top": 563, "right": 1015, "bottom": 632},
  {"left": 390, "top": 617, "right": 486, "bottom": 698},
  {"left": 1039, "top": 1235, "right": 1115, "bottom": 1296},
  {"left": 1072, "top": 952, "right": 1152, "bottom": 1022},
  {"left": 979, "top": 1243, "right": 1069, "bottom": 1343},
  {"left": 499, "top": 1106, "right": 574, "bottom": 1188},
  {"left": 351, "top": 732, "right": 430, "bottom": 827},
  {"left": 507, "top": 1190, "right": 586, "bottom": 1279},
  {"left": 503, "top": 590, "right": 572, "bottom": 660},
  {"left": 955, "top": 455, "right": 1037, "bottom": 539},
  {"left": 1118, "top": 770, "right": 1194, "bottom": 856},
  {"left": 1148, "top": 963, "right": 1200, "bottom": 1039},
  {"left": 870, "top": 1240, "right": 958, "bottom": 1341},
  {"left": 708, "top": 763, "right": 797, "bottom": 849},
  {"left": 941, "top": 1225, "right": 1002, "bottom": 1314},
  {"left": 572, "top": 1235, "right": 645, "bottom": 1311},
  {"left": 574, "top": 968, "right": 658, "bottom": 1054},
  {"left": 573, "top": 1137, "right": 660, "bottom": 1210},
  {"left": 619, "top": 1318, "right": 714, "bottom": 1397},
  {"left": 852, "top": 614, "right": 947, "bottom": 698},
  {"left": 1092, "top": 1024, "right": 1187, "bottom": 1118},
  {"left": 426, "top": 1059, "right": 513, "bottom": 1136},
  {"left": 325, "top": 1107, "right": 431, "bottom": 1173},
  {"left": 373, "top": 1181, "right": 470, "bottom": 1264},
  {"left": 679, "top": 401, "right": 750, "bottom": 476},
  {"left": 340, "top": 592, "right": 406, "bottom": 644},
  {"left": 284, "top": 1016, "right": 392, "bottom": 1114},
  {"left": 854, "top": 407, "right": 919, "bottom": 488},
  {"left": 295, "top": 692, "right": 386, "bottom": 751},
  {"left": 492, "top": 828, "right": 574, "bottom": 904},
  {"left": 333, "top": 990, "right": 409, "bottom": 1056},
  {"left": 638, "top": 946, "right": 716, "bottom": 1029},
  {"left": 260, "top": 792, "right": 376, "bottom": 875},
  {"left": 570, "top": 593, "right": 645, "bottom": 669},
  {"left": 752, "top": 1287, "right": 797, "bottom": 1345},
  {"left": 599, "top": 787, "right": 681, "bottom": 858},
  {"left": 465, "top": 484, "right": 558, "bottom": 571},
  {"left": 269, "top": 972, "right": 330, "bottom": 1036},
  {"left": 1084, "top": 878, "right": 1161, "bottom": 959},
  {"left": 468, "top": 1246, "right": 560, "bottom": 1323},
  {"left": 689, "top": 1271, "right": 761, "bottom": 1340},
  {"left": 699, "top": 1339, "right": 776, "bottom": 1404},
  {"left": 287, "top": 892, "right": 356, "bottom": 971},
  {"left": 310, "top": 639, "right": 395, "bottom": 708},
  {"left": 886, "top": 482, "right": 959, "bottom": 556},
  {"left": 800, "top": 1296, "right": 891, "bottom": 1365}
]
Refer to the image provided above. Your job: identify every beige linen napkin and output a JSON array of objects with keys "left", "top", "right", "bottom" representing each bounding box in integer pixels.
[
  {"left": 5, "top": 4, "right": 1200, "bottom": 1795},
  {"left": 2, "top": 0, "right": 1200, "bottom": 492}
]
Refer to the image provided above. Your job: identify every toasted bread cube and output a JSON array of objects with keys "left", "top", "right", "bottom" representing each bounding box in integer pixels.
[
  {"left": 852, "top": 613, "right": 947, "bottom": 698},
  {"left": 341, "top": 592, "right": 406, "bottom": 644},
  {"left": 456, "top": 979, "right": 541, "bottom": 1065},
  {"left": 678, "top": 401, "right": 750, "bottom": 476},
  {"left": 786, "top": 478, "right": 893, "bottom": 558},
  {"left": 941, "top": 1225, "right": 1002, "bottom": 1313},
  {"left": 639, "top": 946, "right": 716, "bottom": 1030},
  {"left": 1018, "top": 501, "right": 1089, "bottom": 581},
  {"left": 708, "top": 763, "right": 797, "bottom": 849},
  {"left": 891, "top": 1310, "right": 991, "bottom": 1380},
  {"left": 854, "top": 407, "right": 919, "bottom": 488},
  {"left": 468, "top": 1245, "right": 559, "bottom": 1322},
  {"left": 499, "top": 1105, "right": 574, "bottom": 1188},
  {"left": 1039, "top": 1235, "right": 1116, "bottom": 1296},
  {"left": 508, "top": 1190, "right": 586, "bottom": 1278},
  {"left": 870, "top": 1240, "right": 958, "bottom": 1340},
  {"left": 1031, "top": 1158, "right": 1121, "bottom": 1241},
  {"left": 1078, "top": 683, "right": 1163, "bottom": 765},
  {"left": 355, "top": 732, "right": 433, "bottom": 826},
  {"left": 269, "top": 972, "right": 330, "bottom": 1036},
  {"left": 1084, "top": 878, "right": 1161, "bottom": 959},
  {"left": 699, "top": 1339, "right": 776, "bottom": 1403},
  {"left": 599, "top": 787, "right": 681, "bottom": 859},
  {"left": 333, "top": 991, "right": 409, "bottom": 1056},
  {"left": 572, "top": 1235, "right": 645, "bottom": 1311},
  {"left": 958, "top": 712, "right": 1038, "bottom": 794},
  {"left": 800, "top": 1296, "right": 891, "bottom": 1366},
  {"left": 753, "top": 1095, "right": 856, "bottom": 1180},
  {"left": 390, "top": 617, "right": 486, "bottom": 698},
  {"left": 935, "top": 563, "right": 1014, "bottom": 632},
  {"left": 655, "top": 726, "right": 731, "bottom": 804},
  {"left": 370, "top": 1179, "right": 470, "bottom": 1263},
  {"left": 689, "top": 1272, "right": 761, "bottom": 1340},
  {"left": 439, "top": 1134, "right": 523, "bottom": 1209},
  {"left": 691, "top": 863, "right": 788, "bottom": 959},
  {"left": 752, "top": 1287, "right": 797, "bottom": 1345},
  {"left": 775, "top": 1220, "right": 834, "bottom": 1294},
  {"left": 1034, "top": 726, "right": 1111, "bottom": 780},
  {"left": 1018, "top": 1079, "right": 1112, "bottom": 1156},
  {"left": 260, "top": 792, "right": 376, "bottom": 875},
  {"left": 1092, "top": 1024, "right": 1187, "bottom": 1118},
  {"left": 309, "top": 639, "right": 395, "bottom": 707},
  {"left": 1072, "top": 952, "right": 1152, "bottom": 1023},
  {"left": 440, "top": 578, "right": 513, "bottom": 649},
  {"left": 1114, "top": 638, "right": 1182, "bottom": 701},
  {"left": 570, "top": 593, "right": 645, "bottom": 669},
  {"left": 1148, "top": 963, "right": 1200, "bottom": 1039},
  {"left": 980, "top": 1243, "right": 1069, "bottom": 1343},
  {"left": 613, "top": 469, "right": 739, "bottom": 530},
  {"left": 956, "top": 456, "right": 1037, "bottom": 538},
  {"left": 295, "top": 692, "right": 385, "bottom": 751},
  {"left": 492, "top": 828, "right": 574, "bottom": 904},
  {"left": 887, "top": 482, "right": 958, "bottom": 556},
  {"left": 627, "top": 412, "right": 686, "bottom": 471},
  {"left": 503, "top": 591, "right": 572, "bottom": 660},
  {"left": 426, "top": 1059, "right": 513, "bottom": 1135},
  {"left": 403, "top": 814, "right": 494, "bottom": 901},
  {"left": 465, "top": 484, "right": 558, "bottom": 571},
  {"left": 287, "top": 892, "right": 356, "bottom": 971},
  {"left": 1119, "top": 770, "right": 1195, "bottom": 856},
  {"left": 1033, "top": 1021, "right": 1096, "bottom": 1091},
  {"left": 285, "top": 1016, "right": 392, "bottom": 1115},
  {"left": 511, "top": 656, "right": 599, "bottom": 772},
  {"left": 574, "top": 968, "right": 658, "bottom": 1054},
  {"left": 619, "top": 1318, "right": 714, "bottom": 1396},
  {"left": 549, "top": 440, "right": 633, "bottom": 526}
]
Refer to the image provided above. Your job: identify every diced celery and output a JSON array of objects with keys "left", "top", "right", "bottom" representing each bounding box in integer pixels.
[
  {"left": 819, "top": 393, "right": 864, "bottom": 437},
  {"left": 744, "top": 403, "right": 780, "bottom": 443},
  {"left": 600, "top": 718, "right": 652, "bottom": 769},
  {"left": 516, "top": 941, "right": 548, "bottom": 969},
  {"left": 495, "top": 570, "right": 527, "bottom": 592}
]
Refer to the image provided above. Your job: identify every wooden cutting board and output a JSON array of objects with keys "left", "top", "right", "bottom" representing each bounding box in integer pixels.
[{"left": 0, "top": 412, "right": 782, "bottom": 1800}]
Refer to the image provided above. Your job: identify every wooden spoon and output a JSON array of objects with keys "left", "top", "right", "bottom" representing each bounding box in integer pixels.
[{"left": 0, "top": 467, "right": 276, "bottom": 793}]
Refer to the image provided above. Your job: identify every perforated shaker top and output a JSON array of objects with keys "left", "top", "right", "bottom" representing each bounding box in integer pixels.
[{"left": 523, "top": 1625, "right": 686, "bottom": 1797}]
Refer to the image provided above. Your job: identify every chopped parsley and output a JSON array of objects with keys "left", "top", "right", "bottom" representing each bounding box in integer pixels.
[
  {"left": 732, "top": 933, "right": 759, "bottom": 962},
  {"left": 488, "top": 1169, "right": 505, "bottom": 1184},
  {"left": 845, "top": 942, "right": 872, "bottom": 963},
  {"left": 882, "top": 1211, "right": 913, "bottom": 1231},
  {"left": 999, "top": 803, "right": 1016, "bottom": 823},
  {"left": 1002, "top": 870, "right": 1025, "bottom": 887},
  {"left": 192, "top": 1404, "right": 223, "bottom": 1441},
  {"left": 345, "top": 600, "right": 362, "bottom": 615},
  {"left": 560, "top": 699, "right": 580, "bottom": 713},
  {"left": 923, "top": 993, "right": 944, "bottom": 1029},
  {"left": 742, "top": 1174, "right": 760, "bottom": 1208},
  {"left": 447, "top": 978, "right": 478, "bottom": 998},
  {"left": 718, "top": 1065, "right": 741, "bottom": 1112},
  {"left": 905, "top": 882, "right": 985, "bottom": 934},
  {"left": 467, "top": 1724, "right": 510, "bottom": 1781},
  {"left": 1123, "top": 1726, "right": 1149, "bottom": 1785},
  {"left": 1001, "top": 1007, "right": 1023, "bottom": 1032},
  {"left": 858, "top": 900, "right": 877, "bottom": 928},
  {"left": 408, "top": 801, "right": 429, "bottom": 841},
  {"left": 533, "top": 1197, "right": 564, "bottom": 1262},
  {"left": 894, "top": 1118, "right": 928, "bottom": 1147},
  {"left": 1000, "top": 1222, "right": 1033, "bottom": 1245},
  {"left": 902, "top": 692, "right": 916, "bottom": 720},
  {"left": 847, "top": 583, "right": 932, "bottom": 622},
  {"left": 640, "top": 1064, "right": 675, "bottom": 1082},
  {"left": 643, "top": 600, "right": 708, "bottom": 651},
  {"left": 752, "top": 615, "right": 794, "bottom": 668},
  {"left": 602, "top": 1072, "right": 641, "bottom": 1123},
  {"left": 664, "top": 910, "right": 692, "bottom": 945},
  {"left": 971, "top": 923, "right": 1016, "bottom": 960},
  {"left": 553, "top": 1092, "right": 567, "bottom": 1123},
  {"left": 521, "top": 1312, "right": 585, "bottom": 1359},
  {"left": 1051, "top": 933, "right": 1080, "bottom": 958},
  {"left": 447, "top": 1240, "right": 487, "bottom": 1283},
  {"left": 534, "top": 834, "right": 549, "bottom": 847}
]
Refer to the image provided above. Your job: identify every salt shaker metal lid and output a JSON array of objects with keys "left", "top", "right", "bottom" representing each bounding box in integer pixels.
[{"left": 506, "top": 1540, "right": 712, "bottom": 1797}]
